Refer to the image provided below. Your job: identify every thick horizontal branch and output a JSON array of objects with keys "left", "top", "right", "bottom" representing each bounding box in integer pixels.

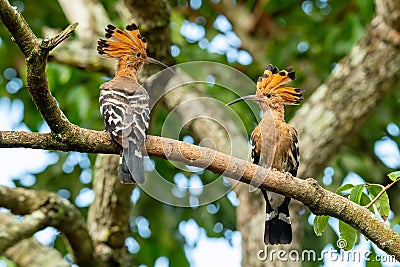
[
  {"left": 0, "top": 129, "right": 117, "bottom": 153},
  {"left": 1, "top": 129, "right": 399, "bottom": 260},
  {"left": 0, "top": 186, "right": 95, "bottom": 266}
]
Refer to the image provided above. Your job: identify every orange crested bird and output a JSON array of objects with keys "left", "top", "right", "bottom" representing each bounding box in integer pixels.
[
  {"left": 227, "top": 64, "right": 304, "bottom": 245},
  {"left": 97, "top": 23, "right": 169, "bottom": 184}
]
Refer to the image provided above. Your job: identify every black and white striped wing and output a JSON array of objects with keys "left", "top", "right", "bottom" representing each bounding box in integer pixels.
[
  {"left": 100, "top": 88, "right": 130, "bottom": 146},
  {"left": 121, "top": 87, "right": 150, "bottom": 183},
  {"left": 124, "top": 87, "right": 150, "bottom": 149},
  {"left": 99, "top": 84, "right": 150, "bottom": 183}
]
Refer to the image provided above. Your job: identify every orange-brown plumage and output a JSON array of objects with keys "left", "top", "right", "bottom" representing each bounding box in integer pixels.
[
  {"left": 97, "top": 23, "right": 170, "bottom": 80},
  {"left": 97, "top": 23, "right": 151, "bottom": 80},
  {"left": 227, "top": 64, "right": 304, "bottom": 245},
  {"left": 256, "top": 64, "right": 303, "bottom": 107},
  {"left": 97, "top": 23, "right": 147, "bottom": 60}
]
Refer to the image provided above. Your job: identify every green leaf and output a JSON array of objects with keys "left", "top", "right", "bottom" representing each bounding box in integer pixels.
[
  {"left": 335, "top": 183, "right": 354, "bottom": 194},
  {"left": 349, "top": 184, "right": 365, "bottom": 204},
  {"left": 313, "top": 215, "right": 329, "bottom": 236},
  {"left": 367, "top": 185, "right": 390, "bottom": 220},
  {"left": 360, "top": 192, "right": 374, "bottom": 213},
  {"left": 388, "top": 171, "right": 400, "bottom": 182},
  {"left": 338, "top": 220, "right": 357, "bottom": 250}
]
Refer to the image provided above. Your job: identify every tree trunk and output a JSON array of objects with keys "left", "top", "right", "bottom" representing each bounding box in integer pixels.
[
  {"left": 237, "top": 185, "right": 303, "bottom": 267},
  {"left": 87, "top": 154, "right": 135, "bottom": 267}
]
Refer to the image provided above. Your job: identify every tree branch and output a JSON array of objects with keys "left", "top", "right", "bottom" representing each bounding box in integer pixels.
[
  {"left": 0, "top": 186, "right": 95, "bottom": 266},
  {"left": 1, "top": 130, "right": 400, "bottom": 259},
  {"left": 40, "top": 22, "right": 78, "bottom": 52},
  {"left": 0, "top": 0, "right": 36, "bottom": 57},
  {"left": 0, "top": 130, "right": 117, "bottom": 153},
  {"left": 0, "top": 0, "right": 76, "bottom": 134},
  {"left": 0, "top": 212, "right": 48, "bottom": 254},
  {"left": 3, "top": 214, "right": 69, "bottom": 267},
  {"left": 365, "top": 178, "right": 400, "bottom": 209}
]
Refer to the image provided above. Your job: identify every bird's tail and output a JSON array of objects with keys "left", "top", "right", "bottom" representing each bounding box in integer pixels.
[
  {"left": 262, "top": 190, "right": 292, "bottom": 245},
  {"left": 119, "top": 139, "right": 145, "bottom": 184}
]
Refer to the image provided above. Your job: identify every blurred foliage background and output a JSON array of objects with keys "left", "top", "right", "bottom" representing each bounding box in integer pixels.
[{"left": 0, "top": 0, "right": 399, "bottom": 266}]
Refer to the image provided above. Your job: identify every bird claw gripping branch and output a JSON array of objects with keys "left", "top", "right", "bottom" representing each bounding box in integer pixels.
[
  {"left": 228, "top": 64, "right": 304, "bottom": 245},
  {"left": 97, "top": 23, "right": 169, "bottom": 184}
]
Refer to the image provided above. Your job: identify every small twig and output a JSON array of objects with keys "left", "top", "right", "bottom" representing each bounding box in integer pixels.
[
  {"left": 41, "top": 22, "right": 79, "bottom": 52},
  {"left": 365, "top": 178, "right": 400, "bottom": 209}
]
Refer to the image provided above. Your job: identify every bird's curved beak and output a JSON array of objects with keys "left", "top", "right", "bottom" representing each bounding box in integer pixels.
[
  {"left": 145, "top": 57, "right": 176, "bottom": 74},
  {"left": 226, "top": 94, "right": 265, "bottom": 106}
]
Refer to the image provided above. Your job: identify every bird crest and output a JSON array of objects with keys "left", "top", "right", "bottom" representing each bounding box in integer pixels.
[
  {"left": 97, "top": 23, "right": 171, "bottom": 76},
  {"left": 256, "top": 64, "right": 303, "bottom": 105},
  {"left": 97, "top": 23, "right": 147, "bottom": 59}
]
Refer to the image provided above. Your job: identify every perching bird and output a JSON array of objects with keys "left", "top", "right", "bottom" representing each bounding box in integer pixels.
[
  {"left": 227, "top": 64, "right": 304, "bottom": 245},
  {"left": 97, "top": 23, "right": 169, "bottom": 184}
]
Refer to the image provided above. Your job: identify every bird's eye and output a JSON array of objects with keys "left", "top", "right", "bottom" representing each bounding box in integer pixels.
[
  {"left": 266, "top": 93, "right": 272, "bottom": 98},
  {"left": 136, "top": 53, "right": 141, "bottom": 57}
]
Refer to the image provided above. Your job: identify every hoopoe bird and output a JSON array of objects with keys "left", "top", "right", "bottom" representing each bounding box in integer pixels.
[
  {"left": 228, "top": 64, "right": 304, "bottom": 245},
  {"left": 97, "top": 23, "right": 169, "bottom": 184}
]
